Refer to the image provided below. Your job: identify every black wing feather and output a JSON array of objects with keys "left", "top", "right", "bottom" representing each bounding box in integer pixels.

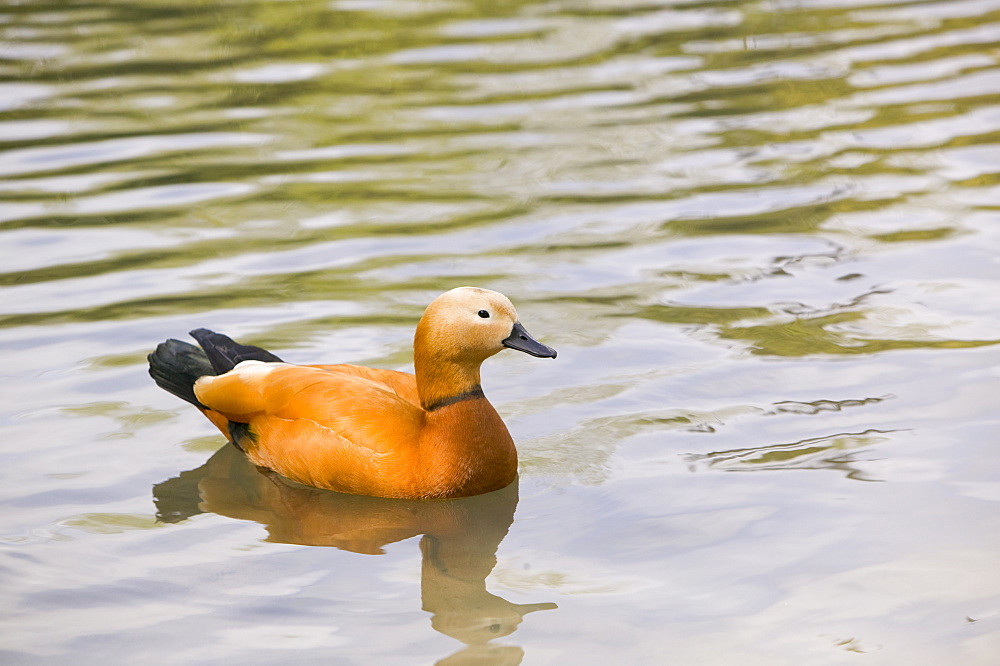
[{"left": 188, "top": 328, "right": 284, "bottom": 374}]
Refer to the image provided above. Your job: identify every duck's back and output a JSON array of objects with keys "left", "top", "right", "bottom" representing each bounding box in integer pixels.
[{"left": 306, "top": 364, "right": 421, "bottom": 407}]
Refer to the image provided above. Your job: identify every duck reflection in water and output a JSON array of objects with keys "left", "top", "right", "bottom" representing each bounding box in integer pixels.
[{"left": 154, "top": 444, "right": 556, "bottom": 664}]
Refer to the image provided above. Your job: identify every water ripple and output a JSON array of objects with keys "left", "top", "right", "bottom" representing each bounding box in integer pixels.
[{"left": 2, "top": 0, "right": 1000, "bottom": 662}]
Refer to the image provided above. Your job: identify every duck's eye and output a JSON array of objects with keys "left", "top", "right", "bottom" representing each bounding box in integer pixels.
[{"left": 478, "top": 310, "right": 490, "bottom": 318}]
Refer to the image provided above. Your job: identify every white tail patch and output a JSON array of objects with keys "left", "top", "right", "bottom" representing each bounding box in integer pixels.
[{"left": 232, "top": 360, "right": 286, "bottom": 379}]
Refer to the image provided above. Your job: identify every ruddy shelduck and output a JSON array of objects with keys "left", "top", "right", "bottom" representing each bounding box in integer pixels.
[{"left": 148, "top": 287, "right": 556, "bottom": 499}]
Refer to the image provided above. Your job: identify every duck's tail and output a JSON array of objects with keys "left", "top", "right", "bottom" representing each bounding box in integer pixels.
[
  {"left": 148, "top": 338, "right": 214, "bottom": 408},
  {"left": 148, "top": 329, "right": 284, "bottom": 408}
]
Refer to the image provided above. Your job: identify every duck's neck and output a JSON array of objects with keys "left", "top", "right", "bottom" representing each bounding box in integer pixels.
[{"left": 414, "top": 354, "right": 483, "bottom": 412}]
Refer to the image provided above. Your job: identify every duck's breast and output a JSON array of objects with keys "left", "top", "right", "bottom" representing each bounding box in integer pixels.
[{"left": 418, "top": 398, "right": 518, "bottom": 498}]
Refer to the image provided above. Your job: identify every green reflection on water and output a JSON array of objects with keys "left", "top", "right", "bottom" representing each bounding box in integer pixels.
[
  {"left": 724, "top": 317, "right": 999, "bottom": 356},
  {"left": 689, "top": 429, "right": 899, "bottom": 481},
  {"left": 63, "top": 513, "right": 163, "bottom": 534}
]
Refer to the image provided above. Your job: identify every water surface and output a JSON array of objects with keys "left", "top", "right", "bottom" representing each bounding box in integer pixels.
[{"left": 2, "top": 0, "right": 1000, "bottom": 663}]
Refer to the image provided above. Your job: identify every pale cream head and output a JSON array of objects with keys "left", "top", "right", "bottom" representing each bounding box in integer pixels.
[
  {"left": 413, "top": 287, "right": 555, "bottom": 409},
  {"left": 416, "top": 287, "right": 520, "bottom": 362}
]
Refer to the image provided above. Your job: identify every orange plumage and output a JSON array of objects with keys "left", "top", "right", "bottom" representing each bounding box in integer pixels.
[{"left": 148, "top": 287, "right": 556, "bottom": 499}]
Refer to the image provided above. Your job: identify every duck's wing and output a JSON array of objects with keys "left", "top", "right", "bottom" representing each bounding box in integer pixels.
[
  {"left": 194, "top": 363, "right": 429, "bottom": 495},
  {"left": 306, "top": 364, "right": 421, "bottom": 407},
  {"left": 193, "top": 363, "right": 425, "bottom": 455}
]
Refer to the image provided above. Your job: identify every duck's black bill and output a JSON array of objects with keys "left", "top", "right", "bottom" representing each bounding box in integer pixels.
[{"left": 503, "top": 322, "right": 557, "bottom": 358}]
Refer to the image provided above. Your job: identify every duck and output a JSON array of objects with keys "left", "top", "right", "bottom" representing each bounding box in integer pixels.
[{"left": 148, "top": 287, "right": 556, "bottom": 499}]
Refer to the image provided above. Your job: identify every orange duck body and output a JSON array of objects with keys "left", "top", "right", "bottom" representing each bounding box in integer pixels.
[{"left": 149, "top": 287, "right": 556, "bottom": 499}]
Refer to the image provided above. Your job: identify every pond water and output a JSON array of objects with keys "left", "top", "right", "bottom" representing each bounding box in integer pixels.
[{"left": 2, "top": 0, "right": 1000, "bottom": 663}]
